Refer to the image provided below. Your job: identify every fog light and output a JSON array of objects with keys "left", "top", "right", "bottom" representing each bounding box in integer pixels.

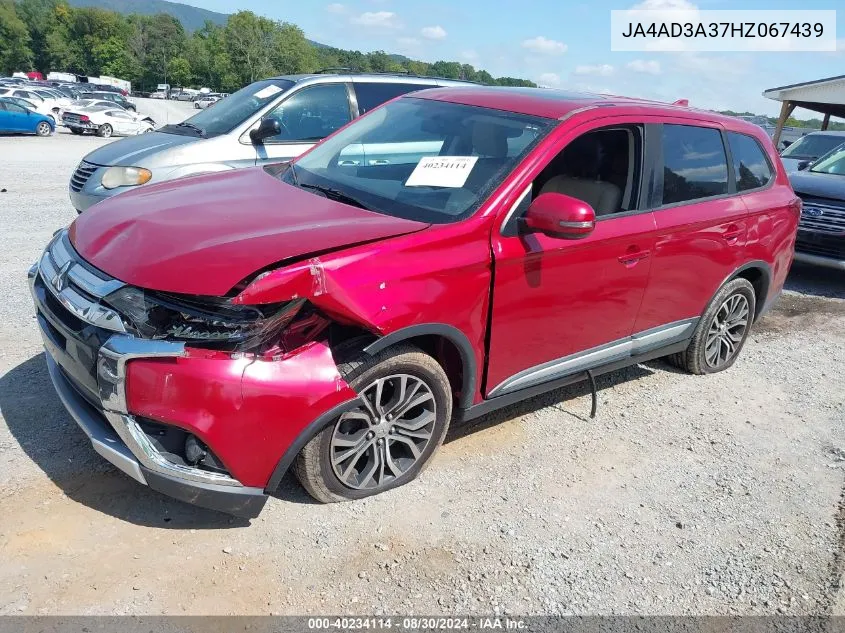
[{"left": 185, "top": 435, "right": 208, "bottom": 466}]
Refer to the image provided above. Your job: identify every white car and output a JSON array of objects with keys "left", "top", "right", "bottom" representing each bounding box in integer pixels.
[
  {"left": 63, "top": 107, "right": 155, "bottom": 138},
  {"left": 193, "top": 96, "right": 219, "bottom": 109},
  {"left": 0, "top": 88, "right": 62, "bottom": 116},
  {"left": 58, "top": 99, "right": 121, "bottom": 123}
]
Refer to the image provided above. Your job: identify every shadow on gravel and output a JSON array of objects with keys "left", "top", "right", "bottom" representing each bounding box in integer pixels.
[
  {"left": 785, "top": 262, "right": 845, "bottom": 300},
  {"left": 447, "top": 363, "right": 655, "bottom": 443},
  {"left": 0, "top": 354, "right": 247, "bottom": 529}
]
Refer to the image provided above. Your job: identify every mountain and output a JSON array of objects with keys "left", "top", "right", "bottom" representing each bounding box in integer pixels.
[
  {"left": 65, "top": 0, "right": 229, "bottom": 32},
  {"left": 66, "top": 0, "right": 332, "bottom": 48}
]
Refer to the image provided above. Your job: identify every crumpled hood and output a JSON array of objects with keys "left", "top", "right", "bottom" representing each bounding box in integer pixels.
[{"left": 69, "top": 167, "right": 429, "bottom": 296}]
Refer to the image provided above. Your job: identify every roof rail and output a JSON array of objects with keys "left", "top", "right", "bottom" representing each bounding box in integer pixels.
[{"left": 315, "top": 67, "right": 355, "bottom": 74}]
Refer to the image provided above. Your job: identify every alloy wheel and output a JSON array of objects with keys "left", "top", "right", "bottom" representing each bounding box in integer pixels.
[
  {"left": 36, "top": 122, "right": 51, "bottom": 136},
  {"left": 704, "top": 293, "right": 750, "bottom": 368},
  {"left": 330, "top": 374, "right": 436, "bottom": 491}
]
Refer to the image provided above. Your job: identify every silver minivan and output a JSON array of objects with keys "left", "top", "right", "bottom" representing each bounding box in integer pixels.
[{"left": 69, "top": 72, "right": 471, "bottom": 212}]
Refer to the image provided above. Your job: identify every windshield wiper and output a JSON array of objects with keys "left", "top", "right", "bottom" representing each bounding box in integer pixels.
[
  {"left": 175, "top": 121, "right": 206, "bottom": 137},
  {"left": 298, "top": 183, "right": 371, "bottom": 210}
]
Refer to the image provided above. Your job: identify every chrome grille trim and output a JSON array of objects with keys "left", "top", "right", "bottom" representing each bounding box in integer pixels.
[
  {"left": 36, "top": 230, "right": 126, "bottom": 332},
  {"left": 798, "top": 200, "right": 845, "bottom": 236},
  {"left": 69, "top": 161, "right": 98, "bottom": 192}
]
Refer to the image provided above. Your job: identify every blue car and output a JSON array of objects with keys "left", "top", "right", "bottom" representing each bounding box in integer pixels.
[{"left": 0, "top": 97, "right": 54, "bottom": 136}]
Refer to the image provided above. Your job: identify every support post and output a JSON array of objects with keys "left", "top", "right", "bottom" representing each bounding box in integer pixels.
[
  {"left": 822, "top": 113, "right": 831, "bottom": 131},
  {"left": 773, "top": 100, "right": 795, "bottom": 149}
]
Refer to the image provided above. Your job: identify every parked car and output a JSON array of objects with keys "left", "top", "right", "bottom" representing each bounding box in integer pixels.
[
  {"left": 32, "top": 87, "right": 799, "bottom": 515},
  {"left": 63, "top": 107, "right": 155, "bottom": 137},
  {"left": 788, "top": 144, "right": 845, "bottom": 270},
  {"left": 1, "top": 95, "right": 56, "bottom": 124},
  {"left": 0, "top": 98, "right": 54, "bottom": 136},
  {"left": 58, "top": 99, "right": 121, "bottom": 122},
  {"left": 193, "top": 95, "right": 218, "bottom": 109},
  {"left": 149, "top": 91, "right": 167, "bottom": 100},
  {"left": 86, "top": 91, "right": 136, "bottom": 111},
  {"left": 0, "top": 87, "right": 61, "bottom": 115},
  {"left": 779, "top": 131, "right": 845, "bottom": 173},
  {"left": 67, "top": 72, "right": 473, "bottom": 212}
]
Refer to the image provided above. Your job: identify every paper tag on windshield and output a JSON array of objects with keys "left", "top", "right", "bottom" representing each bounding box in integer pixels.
[
  {"left": 405, "top": 156, "right": 478, "bottom": 188},
  {"left": 254, "top": 84, "right": 283, "bottom": 99}
]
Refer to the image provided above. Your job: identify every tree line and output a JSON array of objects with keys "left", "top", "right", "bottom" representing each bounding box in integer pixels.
[{"left": 0, "top": 0, "right": 538, "bottom": 92}]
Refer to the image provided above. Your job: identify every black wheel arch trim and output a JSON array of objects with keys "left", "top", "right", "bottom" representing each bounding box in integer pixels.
[
  {"left": 264, "top": 398, "right": 361, "bottom": 493},
  {"left": 720, "top": 260, "right": 772, "bottom": 321},
  {"left": 362, "top": 323, "right": 478, "bottom": 410}
]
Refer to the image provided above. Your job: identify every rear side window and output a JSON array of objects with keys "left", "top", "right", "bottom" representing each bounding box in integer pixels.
[
  {"left": 354, "top": 83, "right": 432, "bottom": 114},
  {"left": 727, "top": 132, "right": 773, "bottom": 191},
  {"left": 662, "top": 124, "right": 728, "bottom": 205}
]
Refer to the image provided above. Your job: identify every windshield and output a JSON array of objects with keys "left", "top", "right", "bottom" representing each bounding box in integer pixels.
[
  {"left": 162, "top": 78, "right": 295, "bottom": 138},
  {"left": 282, "top": 97, "right": 554, "bottom": 223},
  {"left": 782, "top": 134, "right": 845, "bottom": 160},
  {"left": 809, "top": 144, "right": 845, "bottom": 175}
]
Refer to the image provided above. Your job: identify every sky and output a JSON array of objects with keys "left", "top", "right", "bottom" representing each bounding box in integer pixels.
[{"left": 182, "top": 0, "right": 845, "bottom": 117}]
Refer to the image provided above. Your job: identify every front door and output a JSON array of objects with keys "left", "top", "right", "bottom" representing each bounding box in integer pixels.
[
  {"left": 253, "top": 83, "right": 353, "bottom": 166},
  {"left": 486, "top": 120, "right": 657, "bottom": 397}
]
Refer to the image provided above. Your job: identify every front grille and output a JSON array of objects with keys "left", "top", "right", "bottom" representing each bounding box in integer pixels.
[
  {"left": 797, "top": 197, "right": 845, "bottom": 236},
  {"left": 70, "top": 160, "right": 98, "bottom": 192},
  {"left": 796, "top": 232, "right": 845, "bottom": 260}
]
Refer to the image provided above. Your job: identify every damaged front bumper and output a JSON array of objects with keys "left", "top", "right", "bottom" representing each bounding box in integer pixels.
[{"left": 28, "top": 232, "right": 357, "bottom": 517}]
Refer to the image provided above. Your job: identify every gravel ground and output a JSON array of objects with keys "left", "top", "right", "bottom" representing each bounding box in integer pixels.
[{"left": 0, "top": 104, "right": 843, "bottom": 616}]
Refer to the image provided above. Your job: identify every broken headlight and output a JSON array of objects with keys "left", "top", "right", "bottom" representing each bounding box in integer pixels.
[{"left": 104, "top": 286, "right": 304, "bottom": 352}]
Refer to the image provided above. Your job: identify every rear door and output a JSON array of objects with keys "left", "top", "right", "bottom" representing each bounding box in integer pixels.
[
  {"left": 254, "top": 82, "right": 353, "bottom": 165},
  {"left": 633, "top": 121, "right": 749, "bottom": 333}
]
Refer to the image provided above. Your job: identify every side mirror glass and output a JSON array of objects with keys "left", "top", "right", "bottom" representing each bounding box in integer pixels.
[
  {"left": 250, "top": 117, "right": 281, "bottom": 144},
  {"left": 520, "top": 192, "right": 596, "bottom": 239},
  {"left": 797, "top": 160, "right": 811, "bottom": 171}
]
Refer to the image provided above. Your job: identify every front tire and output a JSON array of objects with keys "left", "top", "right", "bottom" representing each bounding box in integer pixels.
[
  {"left": 294, "top": 345, "right": 452, "bottom": 503},
  {"left": 35, "top": 121, "right": 51, "bottom": 136},
  {"left": 97, "top": 124, "right": 112, "bottom": 138},
  {"left": 669, "top": 277, "right": 756, "bottom": 375}
]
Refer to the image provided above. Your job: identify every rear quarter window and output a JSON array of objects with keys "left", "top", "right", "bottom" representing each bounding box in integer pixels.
[
  {"left": 354, "top": 82, "right": 434, "bottom": 114},
  {"left": 727, "top": 132, "right": 773, "bottom": 191}
]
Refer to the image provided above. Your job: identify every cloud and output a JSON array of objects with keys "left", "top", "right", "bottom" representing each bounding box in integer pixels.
[
  {"left": 538, "top": 72, "right": 562, "bottom": 87},
  {"left": 626, "top": 59, "right": 661, "bottom": 74},
  {"left": 575, "top": 64, "right": 615, "bottom": 77},
  {"left": 421, "top": 25, "right": 447, "bottom": 40},
  {"left": 521, "top": 36, "right": 567, "bottom": 55},
  {"left": 326, "top": 3, "right": 346, "bottom": 13},
  {"left": 350, "top": 11, "right": 401, "bottom": 28}
]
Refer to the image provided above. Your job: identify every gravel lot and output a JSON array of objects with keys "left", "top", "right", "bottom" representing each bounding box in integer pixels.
[{"left": 0, "top": 100, "right": 843, "bottom": 616}]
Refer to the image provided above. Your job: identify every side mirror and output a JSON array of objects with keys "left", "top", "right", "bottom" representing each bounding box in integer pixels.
[
  {"left": 797, "top": 160, "right": 811, "bottom": 171},
  {"left": 520, "top": 192, "right": 596, "bottom": 239},
  {"left": 249, "top": 117, "right": 281, "bottom": 144}
]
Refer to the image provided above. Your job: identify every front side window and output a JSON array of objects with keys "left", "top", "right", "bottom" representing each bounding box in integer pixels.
[
  {"left": 280, "top": 97, "right": 554, "bottom": 223},
  {"left": 662, "top": 124, "right": 728, "bottom": 205},
  {"left": 354, "top": 82, "right": 432, "bottom": 114},
  {"left": 5, "top": 102, "right": 26, "bottom": 113},
  {"left": 727, "top": 132, "right": 773, "bottom": 192},
  {"left": 263, "top": 83, "right": 352, "bottom": 143}
]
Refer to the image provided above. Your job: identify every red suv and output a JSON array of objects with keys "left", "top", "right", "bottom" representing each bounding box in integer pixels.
[{"left": 30, "top": 87, "right": 800, "bottom": 516}]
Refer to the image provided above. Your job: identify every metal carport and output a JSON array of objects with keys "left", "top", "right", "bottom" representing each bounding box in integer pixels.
[{"left": 763, "top": 74, "right": 845, "bottom": 148}]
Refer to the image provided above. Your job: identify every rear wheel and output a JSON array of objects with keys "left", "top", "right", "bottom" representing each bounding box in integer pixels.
[
  {"left": 35, "top": 121, "right": 51, "bottom": 137},
  {"left": 669, "top": 278, "right": 756, "bottom": 375},
  {"left": 294, "top": 345, "right": 452, "bottom": 503},
  {"left": 97, "top": 124, "right": 112, "bottom": 138}
]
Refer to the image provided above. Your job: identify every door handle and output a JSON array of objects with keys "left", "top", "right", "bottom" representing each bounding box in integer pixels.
[
  {"left": 723, "top": 224, "right": 743, "bottom": 243},
  {"left": 338, "top": 160, "right": 360, "bottom": 166},
  {"left": 617, "top": 249, "right": 651, "bottom": 267},
  {"left": 369, "top": 159, "right": 390, "bottom": 165}
]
